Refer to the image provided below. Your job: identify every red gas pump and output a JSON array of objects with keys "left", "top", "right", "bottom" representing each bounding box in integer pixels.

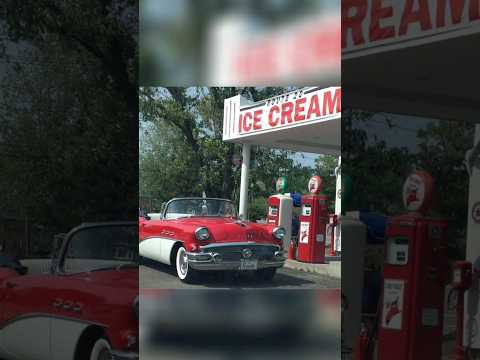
[
  {"left": 267, "top": 195, "right": 281, "bottom": 226},
  {"left": 377, "top": 171, "right": 449, "bottom": 360},
  {"left": 267, "top": 176, "right": 286, "bottom": 226},
  {"left": 297, "top": 176, "right": 328, "bottom": 264}
]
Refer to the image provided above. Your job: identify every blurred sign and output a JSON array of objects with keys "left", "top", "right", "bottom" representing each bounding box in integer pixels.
[
  {"left": 208, "top": 14, "right": 340, "bottom": 85},
  {"left": 223, "top": 87, "right": 341, "bottom": 141},
  {"left": 343, "top": 0, "right": 480, "bottom": 58}
]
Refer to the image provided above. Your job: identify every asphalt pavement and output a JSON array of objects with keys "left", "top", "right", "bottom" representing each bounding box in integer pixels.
[{"left": 140, "top": 258, "right": 340, "bottom": 289}]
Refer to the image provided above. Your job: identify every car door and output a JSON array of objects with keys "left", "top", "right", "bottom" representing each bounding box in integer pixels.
[
  {"left": 1, "top": 274, "right": 55, "bottom": 360},
  {"left": 47, "top": 273, "right": 95, "bottom": 360}
]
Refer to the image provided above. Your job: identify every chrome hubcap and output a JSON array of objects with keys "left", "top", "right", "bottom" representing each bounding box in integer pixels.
[{"left": 177, "top": 248, "right": 188, "bottom": 277}]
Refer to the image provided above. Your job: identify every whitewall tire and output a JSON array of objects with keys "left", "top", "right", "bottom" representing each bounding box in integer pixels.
[
  {"left": 89, "top": 338, "right": 111, "bottom": 360},
  {"left": 175, "top": 246, "right": 197, "bottom": 283}
]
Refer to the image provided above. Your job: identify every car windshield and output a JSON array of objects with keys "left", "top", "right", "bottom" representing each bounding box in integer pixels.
[
  {"left": 164, "top": 198, "right": 237, "bottom": 219},
  {"left": 62, "top": 224, "right": 138, "bottom": 273}
]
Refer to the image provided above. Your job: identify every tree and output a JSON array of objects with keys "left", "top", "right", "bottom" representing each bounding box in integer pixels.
[
  {"left": 416, "top": 120, "right": 474, "bottom": 257},
  {"left": 315, "top": 155, "right": 339, "bottom": 212},
  {"left": 0, "top": 1, "right": 138, "bottom": 234},
  {"left": 342, "top": 109, "right": 414, "bottom": 214},
  {"left": 3, "top": 0, "right": 138, "bottom": 114}
]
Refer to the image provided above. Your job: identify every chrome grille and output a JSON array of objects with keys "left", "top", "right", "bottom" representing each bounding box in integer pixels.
[{"left": 200, "top": 243, "right": 278, "bottom": 260}]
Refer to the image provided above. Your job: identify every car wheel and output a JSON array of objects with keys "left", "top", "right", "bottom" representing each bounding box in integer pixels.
[
  {"left": 255, "top": 268, "right": 277, "bottom": 281},
  {"left": 175, "top": 246, "right": 198, "bottom": 283},
  {"left": 89, "top": 337, "right": 112, "bottom": 360}
]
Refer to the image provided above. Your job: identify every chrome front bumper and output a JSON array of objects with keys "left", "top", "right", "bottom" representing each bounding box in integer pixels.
[
  {"left": 111, "top": 350, "right": 139, "bottom": 360},
  {"left": 186, "top": 242, "right": 286, "bottom": 271}
]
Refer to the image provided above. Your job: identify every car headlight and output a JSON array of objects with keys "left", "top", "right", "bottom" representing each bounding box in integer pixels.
[
  {"left": 273, "top": 227, "right": 286, "bottom": 240},
  {"left": 195, "top": 227, "right": 210, "bottom": 241}
]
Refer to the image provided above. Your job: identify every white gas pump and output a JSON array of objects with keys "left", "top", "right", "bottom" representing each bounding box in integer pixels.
[
  {"left": 465, "top": 124, "right": 480, "bottom": 351},
  {"left": 340, "top": 211, "right": 367, "bottom": 352}
]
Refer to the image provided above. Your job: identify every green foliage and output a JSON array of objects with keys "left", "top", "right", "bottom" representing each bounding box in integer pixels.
[
  {"left": 342, "top": 109, "right": 414, "bottom": 214},
  {"left": 248, "top": 197, "right": 268, "bottom": 222},
  {"left": 315, "top": 155, "right": 338, "bottom": 212},
  {"left": 416, "top": 121, "right": 474, "bottom": 255},
  {"left": 0, "top": 2, "right": 138, "bottom": 231}
]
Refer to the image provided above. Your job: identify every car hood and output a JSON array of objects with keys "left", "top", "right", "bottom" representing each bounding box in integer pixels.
[
  {"left": 169, "top": 217, "right": 276, "bottom": 244},
  {"left": 74, "top": 267, "right": 139, "bottom": 289}
]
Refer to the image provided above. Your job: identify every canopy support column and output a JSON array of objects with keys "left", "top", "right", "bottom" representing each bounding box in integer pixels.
[{"left": 238, "top": 143, "right": 251, "bottom": 220}]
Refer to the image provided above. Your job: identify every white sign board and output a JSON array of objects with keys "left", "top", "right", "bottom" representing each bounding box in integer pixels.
[
  {"left": 223, "top": 87, "right": 341, "bottom": 142},
  {"left": 382, "top": 279, "right": 405, "bottom": 330},
  {"left": 300, "top": 222, "right": 310, "bottom": 244}
]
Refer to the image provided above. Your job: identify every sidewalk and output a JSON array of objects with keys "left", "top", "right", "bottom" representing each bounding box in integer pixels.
[{"left": 284, "top": 257, "right": 341, "bottom": 279}]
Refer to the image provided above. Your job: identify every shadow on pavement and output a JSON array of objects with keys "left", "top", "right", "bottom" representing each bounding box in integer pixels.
[{"left": 140, "top": 257, "right": 318, "bottom": 289}]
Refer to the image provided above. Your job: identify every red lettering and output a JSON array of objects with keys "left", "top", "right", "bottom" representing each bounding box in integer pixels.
[
  {"left": 437, "top": 0, "right": 467, "bottom": 27},
  {"left": 399, "top": 0, "right": 432, "bottom": 36},
  {"left": 294, "top": 98, "right": 306, "bottom": 122},
  {"left": 281, "top": 102, "right": 294, "bottom": 125},
  {"left": 307, "top": 95, "right": 321, "bottom": 119},
  {"left": 269, "top": 106, "right": 280, "bottom": 127},
  {"left": 323, "top": 88, "right": 341, "bottom": 115},
  {"left": 243, "top": 112, "right": 253, "bottom": 132},
  {"left": 471, "top": 0, "right": 480, "bottom": 20},
  {"left": 253, "top": 110, "right": 263, "bottom": 130},
  {"left": 342, "top": 0, "right": 368, "bottom": 48},
  {"left": 370, "top": 0, "right": 395, "bottom": 41}
]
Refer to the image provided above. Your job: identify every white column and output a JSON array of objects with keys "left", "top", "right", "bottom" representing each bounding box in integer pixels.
[
  {"left": 238, "top": 143, "right": 251, "bottom": 220},
  {"left": 334, "top": 156, "right": 342, "bottom": 215},
  {"left": 465, "top": 124, "right": 480, "bottom": 348},
  {"left": 334, "top": 156, "right": 342, "bottom": 252}
]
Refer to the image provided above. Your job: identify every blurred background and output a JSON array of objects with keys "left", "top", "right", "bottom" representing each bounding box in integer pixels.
[
  {"left": 140, "top": 289, "right": 340, "bottom": 360},
  {"left": 140, "top": 0, "right": 339, "bottom": 86}
]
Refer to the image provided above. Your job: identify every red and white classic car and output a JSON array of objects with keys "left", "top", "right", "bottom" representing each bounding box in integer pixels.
[
  {"left": 139, "top": 198, "right": 286, "bottom": 283},
  {"left": 0, "top": 222, "right": 139, "bottom": 360}
]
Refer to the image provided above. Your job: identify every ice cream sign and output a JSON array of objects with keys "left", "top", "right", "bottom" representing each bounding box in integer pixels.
[{"left": 223, "top": 87, "right": 340, "bottom": 141}]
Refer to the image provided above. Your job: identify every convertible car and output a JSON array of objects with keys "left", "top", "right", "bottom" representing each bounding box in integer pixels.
[
  {"left": 0, "top": 222, "right": 139, "bottom": 360},
  {"left": 139, "top": 197, "right": 286, "bottom": 283}
]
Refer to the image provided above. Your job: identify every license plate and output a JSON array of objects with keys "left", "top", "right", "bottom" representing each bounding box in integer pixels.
[{"left": 239, "top": 259, "right": 258, "bottom": 270}]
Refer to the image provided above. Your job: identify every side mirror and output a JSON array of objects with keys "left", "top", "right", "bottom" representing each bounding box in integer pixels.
[{"left": 145, "top": 214, "right": 151, "bottom": 221}]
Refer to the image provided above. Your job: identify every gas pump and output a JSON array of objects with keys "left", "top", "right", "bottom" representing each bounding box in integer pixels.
[
  {"left": 449, "top": 261, "right": 473, "bottom": 360},
  {"left": 377, "top": 170, "right": 449, "bottom": 360},
  {"left": 297, "top": 175, "right": 328, "bottom": 264},
  {"left": 267, "top": 176, "right": 293, "bottom": 252}
]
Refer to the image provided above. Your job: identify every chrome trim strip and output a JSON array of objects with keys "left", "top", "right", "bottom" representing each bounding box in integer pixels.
[
  {"left": 199, "top": 242, "right": 280, "bottom": 251},
  {"left": 0, "top": 312, "right": 107, "bottom": 331}
]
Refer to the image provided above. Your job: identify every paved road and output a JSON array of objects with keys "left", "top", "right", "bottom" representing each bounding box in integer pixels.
[{"left": 140, "top": 258, "right": 340, "bottom": 289}]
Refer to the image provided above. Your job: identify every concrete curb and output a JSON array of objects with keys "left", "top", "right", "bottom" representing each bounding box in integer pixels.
[{"left": 284, "top": 259, "right": 341, "bottom": 279}]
